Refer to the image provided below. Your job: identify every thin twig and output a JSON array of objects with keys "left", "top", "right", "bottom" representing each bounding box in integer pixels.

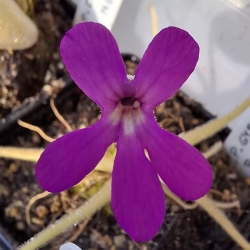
[
  {"left": 18, "top": 119, "right": 54, "bottom": 142},
  {"left": 162, "top": 184, "right": 198, "bottom": 210},
  {"left": 214, "top": 200, "right": 240, "bottom": 209},
  {"left": 148, "top": 3, "right": 158, "bottom": 37},
  {"left": 18, "top": 179, "right": 111, "bottom": 250},
  {"left": 178, "top": 117, "right": 185, "bottom": 132},
  {"left": 49, "top": 209, "right": 64, "bottom": 225},
  {"left": 50, "top": 99, "right": 73, "bottom": 132},
  {"left": 25, "top": 191, "right": 50, "bottom": 225},
  {"left": 202, "top": 140, "right": 223, "bottom": 159},
  {"left": 65, "top": 218, "right": 90, "bottom": 243},
  {"left": 196, "top": 196, "right": 250, "bottom": 249},
  {"left": 209, "top": 189, "right": 224, "bottom": 196}
]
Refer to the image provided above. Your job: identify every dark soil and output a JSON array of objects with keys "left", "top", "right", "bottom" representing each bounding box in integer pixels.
[
  {"left": 0, "top": 1, "right": 250, "bottom": 250},
  {"left": 0, "top": 0, "right": 71, "bottom": 121}
]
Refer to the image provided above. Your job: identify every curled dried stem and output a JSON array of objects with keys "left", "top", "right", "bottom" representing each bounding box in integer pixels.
[
  {"left": 64, "top": 218, "right": 90, "bottom": 243},
  {"left": 18, "top": 179, "right": 111, "bottom": 250},
  {"left": 202, "top": 140, "right": 223, "bottom": 159},
  {"left": 162, "top": 184, "right": 198, "bottom": 210},
  {"left": 25, "top": 191, "right": 50, "bottom": 226},
  {"left": 18, "top": 119, "right": 54, "bottom": 142},
  {"left": 214, "top": 200, "right": 240, "bottom": 209},
  {"left": 50, "top": 99, "right": 73, "bottom": 132}
]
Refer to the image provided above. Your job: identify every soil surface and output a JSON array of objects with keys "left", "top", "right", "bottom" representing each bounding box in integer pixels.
[
  {"left": 0, "top": 0, "right": 71, "bottom": 122},
  {"left": 0, "top": 1, "right": 250, "bottom": 250}
]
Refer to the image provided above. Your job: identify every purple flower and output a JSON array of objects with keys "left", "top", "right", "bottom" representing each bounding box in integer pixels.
[{"left": 35, "top": 22, "right": 212, "bottom": 242}]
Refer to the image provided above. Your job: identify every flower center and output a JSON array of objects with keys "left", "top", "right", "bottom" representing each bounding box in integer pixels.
[
  {"left": 109, "top": 98, "right": 144, "bottom": 135},
  {"left": 121, "top": 97, "right": 135, "bottom": 107}
]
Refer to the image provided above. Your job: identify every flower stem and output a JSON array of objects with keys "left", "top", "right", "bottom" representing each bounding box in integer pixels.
[
  {"left": 180, "top": 97, "right": 250, "bottom": 145},
  {"left": 0, "top": 147, "right": 43, "bottom": 162},
  {"left": 17, "top": 179, "right": 111, "bottom": 250},
  {"left": 162, "top": 184, "right": 250, "bottom": 249},
  {"left": 0, "top": 146, "right": 114, "bottom": 172},
  {"left": 149, "top": 3, "right": 158, "bottom": 37},
  {"left": 196, "top": 196, "right": 250, "bottom": 250}
]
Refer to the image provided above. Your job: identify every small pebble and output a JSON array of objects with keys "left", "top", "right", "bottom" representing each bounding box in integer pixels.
[
  {"left": 191, "top": 118, "right": 199, "bottom": 125},
  {"left": 36, "top": 205, "right": 49, "bottom": 218},
  {"left": 0, "top": 184, "right": 9, "bottom": 197},
  {"left": 42, "top": 84, "right": 53, "bottom": 95},
  {"left": 50, "top": 201, "right": 61, "bottom": 213},
  {"left": 217, "top": 159, "right": 224, "bottom": 167},
  {"left": 222, "top": 189, "right": 231, "bottom": 201},
  {"left": 128, "top": 241, "right": 134, "bottom": 250},
  {"left": 141, "top": 245, "right": 148, "bottom": 250},
  {"left": 9, "top": 162, "right": 19, "bottom": 173},
  {"left": 170, "top": 204, "right": 180, "bottom": 213},
  {"left": 103, "top": 235, "right": 113, "bottom": 247},
  {"left": 227, "top": 173, "right": 237, "bottom": 180},
  {"left": 5, "top": 206, "right": 18, "bottom": 218},
  {"left": 31, "top": 217, "right": 43, "bottom": 226},
  {"left": 231, "top": 193, "right": 238, "bottom": 201},
  {"left": 32, "top": 133, "right": 41, "bottom": 144},
  {"left": 22, "top": 187, "right": 29, "bottom": 193},
  {"left": 114, "top": 235, "right": 126, "bottom": 248},
  {"left": 16, "top": 221, "right": 25, "bottom": 231},
  {"left": 246, "top": 178, "right": 250, "bottom": 186}
]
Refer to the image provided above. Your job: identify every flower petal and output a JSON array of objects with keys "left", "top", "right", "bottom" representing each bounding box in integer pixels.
[
  {"left": 111, "top": 135, "right": 165, "bottom": 242},
  {"left": 139, "top": 113, "right": 212, "bottom": 200},
  {"left": 60, "top": 22, "right": 131, "bottom": 109},
  {"left": 35, "top": 116, "right": 118, "bottom": 193},
  {"left": 133, "top": 27, "right": 199, "bottom": 109}
]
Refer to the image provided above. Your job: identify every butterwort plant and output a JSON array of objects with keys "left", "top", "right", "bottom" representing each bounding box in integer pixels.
[{"left": 36, "top": 22, "right": 212, "bottom": 241}]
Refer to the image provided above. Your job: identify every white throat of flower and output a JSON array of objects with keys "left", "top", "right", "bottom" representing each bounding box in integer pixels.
[{"left": 109, "top": 97, "right": 145, "bottom": 136}]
